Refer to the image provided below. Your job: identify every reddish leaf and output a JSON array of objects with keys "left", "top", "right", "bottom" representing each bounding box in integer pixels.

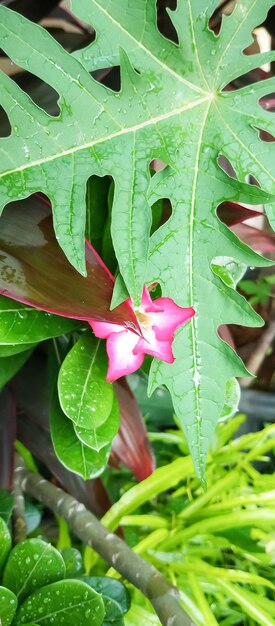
[
  {"left": 0, "top": 387, "right": 16, "bottom": 489},
  {"left": 218, "top": 201, "right": 262, "bottom": 226},
  {"left": 231, "top": 223, "right": 275, "bottom": 254},
  {"left": 111, "top": 379, "right": 155, "bottom": 481},
  {"left": 0, "top": 197, "right": 138, "bottom": 330}
]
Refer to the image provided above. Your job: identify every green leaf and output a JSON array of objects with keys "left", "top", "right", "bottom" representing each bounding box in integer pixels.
[
  {"left": 50, "top": 389, "right": 111, "bottom": 479},
  {"left": 219, "top": 378, "right": 240, "bottom": 421},
  {"left": 82, "top": 577, "right": 130, "bottom": 616},
  {"left": 0, "top": 349, "right": 34, "bottom": 389},
  {"left": 0, "top": 343, "right": 37, "bottom": 357},
  {"left": 3, "top": 538, "right": 66, "bottom": 603},
  {"left": 74, "top": 392, "right": 120, "bottom": 452},
  {"left": 0, "top": 517, "right": 11, "bottom": 572},
  {"left": 1, "top": 2, "right": 275, "bottom": 480},
  {"left": 0, "top": 490, "right": 13, "bottom": 523},
  {"left": 211, "top": 257, "right": 247, "bottom": 289},
  {"left": 0, "top": 586, "right": 17, "bottom": 626},
  {"left": 61, "top": 548, "right": 83, "bottom": 578},
  {"left": 14, "top": 579, "right": 105, "bottom": 626},
  {"left": 218, "top": 580, "right": 275, "bottom": 626},
  {"left": 58, "top": 333, "right": 114, "bottom": 430},
  {"left": 0, "top": 297, "right": 78, "bottom": 345}
]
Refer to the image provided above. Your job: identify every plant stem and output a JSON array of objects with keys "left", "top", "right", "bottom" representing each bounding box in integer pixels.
[
  {"left": 16, "top": 457, "right": 194, "bottom": 626},
  {"left": 12, "top": 461, "right": 27, "bottom": 545}
]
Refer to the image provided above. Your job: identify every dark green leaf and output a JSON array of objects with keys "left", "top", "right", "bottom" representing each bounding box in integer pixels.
[
  {"left": 14, "top": 579, "right": 105, "bottom": 626},
  {"left": 0, "top": 297, "right": 78, "bottom": 345},
  {"left": 0, "top": 586, "right": 17, "bottom": 626},
  {"left": 50, "top": 389, "right": 111, "bottom": 479},
  {"left": 58, "top": 333, "right": 114, "bottom": 430},
  {"left": 0, "top": 349, "right": 34, "bottom": 389},
  {"left": 3, "top": 539, "right": 65, "bottom": 603},
  {"left": 82, "top": 577, "right": 130, "bottom": 615},
  {"left": 0, "top": 343, "right": 37, "bottom": 357},
  {"left": 61, "top": 548, "right": 83, "bottom": 579},
  {"left": 0, "top": 517, "right": 11, "bottom": 572},
  {"left": 0, "top": 490, "right": 13, "bottom": 523},
  {"left": 74, "top": 393, "right": 120, "bottom": 452}
]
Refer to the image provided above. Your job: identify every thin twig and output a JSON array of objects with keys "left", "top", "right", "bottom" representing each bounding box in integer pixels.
[
  {"left": 12, "top": 461, "right": 27, "bottom": 545},
  {"left": 16, "top": 456, "right": 194, "bottom": 626}
]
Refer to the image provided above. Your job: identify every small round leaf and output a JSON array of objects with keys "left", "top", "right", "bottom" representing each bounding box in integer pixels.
[
  {"left": 14, "top": 579, "right": 105, "bottom": 626},
  {"left": 3, "top": 539, "right": 65, "bottom": 603}
]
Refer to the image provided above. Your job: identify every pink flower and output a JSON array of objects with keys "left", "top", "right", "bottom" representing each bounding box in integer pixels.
[{"left": 89, "top": 287, "right": 195, "bottom": 382}]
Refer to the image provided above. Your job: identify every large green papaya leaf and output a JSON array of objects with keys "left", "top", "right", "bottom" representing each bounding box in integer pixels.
[{"left": 0, "top": 2, "right": 275, "bottom": 479}]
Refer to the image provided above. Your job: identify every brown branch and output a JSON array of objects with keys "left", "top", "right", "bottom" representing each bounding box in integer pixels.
[
  {"left": 240, "top": 318, "right": 275, "bottom": 388},
  {"left": 16, "top": 456, "right": 194, "bottom": 626},
  {"left": 12, "top": 460, "right": 27, "bottom": 545}
]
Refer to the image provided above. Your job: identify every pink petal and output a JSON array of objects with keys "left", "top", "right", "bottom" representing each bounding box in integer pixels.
[
  {"left": 149, "top": 299, "right": 195, "bottom": 341},
  {"left": 140, "top": 286, "right": 163, "bottom": 312},
  {"left": 106, "top": 330, "right": 144, "bottom": 382},
  {"left": 134, "top": 335, "right": 174, "bottom": 363},
  {"left": 89, "top": 319, "right": 125, "bottom": 339}
]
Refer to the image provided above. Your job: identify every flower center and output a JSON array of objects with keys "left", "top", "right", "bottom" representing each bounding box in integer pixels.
[{"left": 135, "top": 310, "right": 155, "bottom": 345}]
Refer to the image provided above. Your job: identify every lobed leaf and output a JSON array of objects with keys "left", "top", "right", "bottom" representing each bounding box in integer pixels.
[{"left": 1, "top": 2, "right": 275, "bottom": 479}]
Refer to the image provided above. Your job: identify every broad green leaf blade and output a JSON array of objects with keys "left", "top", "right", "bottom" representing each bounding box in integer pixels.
[
  {"left": 14, "top": 580, "right": 105, "bottom": 626},
  {"left": 0, "top": 343, "right": 37, "bottom": 357},
  {"left": 50, "top": 389, "right": 111, "bottom": 479},
  {"left": 0, "top": 198, "right": 138, "bottom": 329},
  {"left": 74, "top": 393, "right": 120, "bottom": 452},
  {"left": 0, "top": 297, "right": 78, "bottom": 345},
  {"left": 0, "top": 349, "right": 33, "bottom": 389},
  {"left": 0, "top": 586, "right": 17, "bottom": 626},
  {"left": 3, "top": 539, "right": 65, "bottom": 603},
  {"left": 1, "top": 1, "right": 275, "bottom": 479},
  {"left": 0, "top": 517, "right": 11, "bottom": 571},
  {"left": 58, "top": 333, "right": 114, "bottom": 429}
]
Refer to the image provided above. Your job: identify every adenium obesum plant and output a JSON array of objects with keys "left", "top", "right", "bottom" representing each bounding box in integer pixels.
[
  {"left": 0, "top": 201, "right": 194, "bottom": 380},
  {"left": 90, "top": 287, "right": 195, "bottom": 382}
]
